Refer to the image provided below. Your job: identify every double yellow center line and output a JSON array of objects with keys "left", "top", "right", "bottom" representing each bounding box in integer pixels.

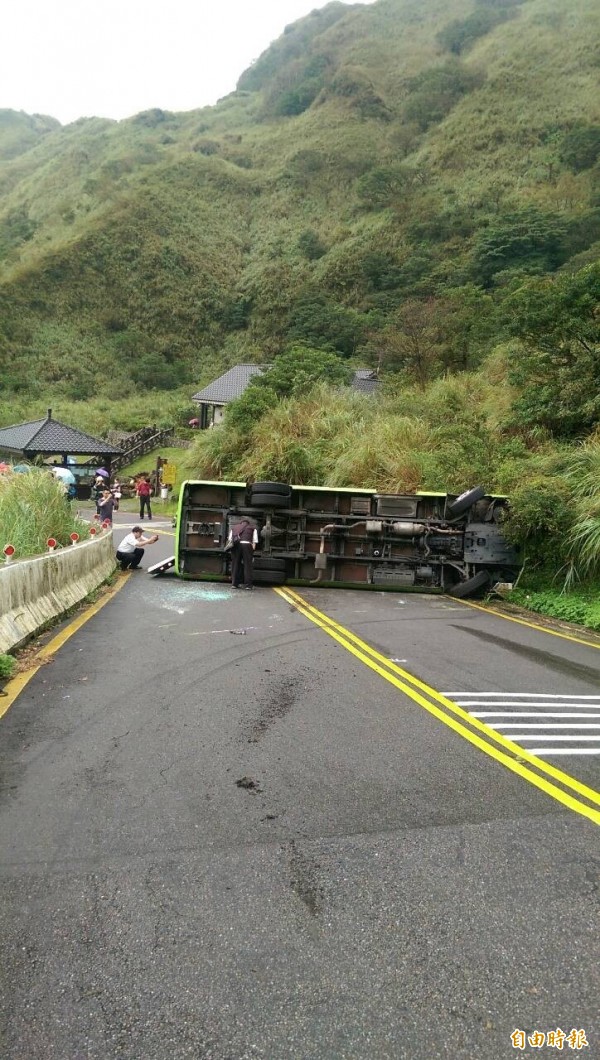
[{"left": 275, "top": 587, "right": 600, "bottom": 827}]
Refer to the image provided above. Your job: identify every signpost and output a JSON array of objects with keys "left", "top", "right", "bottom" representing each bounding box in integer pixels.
[{"left": 161, "top": 463, "right": 177, "bottom": 486}]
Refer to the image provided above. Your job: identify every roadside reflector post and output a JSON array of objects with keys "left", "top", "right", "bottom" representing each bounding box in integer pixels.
[
  {"left": 47, "top": 537, "right": 57, "bottom": 552},
  {"left": 3, "top": 544, "right": 15, "bottom": 563},
  {"left": 89, "top": 527, "right": 97, "bottom": 536},
  {"left": 70, "top": 532, "right": 80, "bottom": 545}
]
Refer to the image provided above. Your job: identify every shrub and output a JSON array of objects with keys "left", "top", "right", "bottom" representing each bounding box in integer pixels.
[
  {"left": 437, "top": 7, "right": 514, "bottom": 55},
  {"left": 559, "top": 124, "right": 600, "bottom": 173},
  {"left": 404, "top": 62, "right": 483, "bottom": 131},
  {"left": 225, "top": 385, "right": 279, "bottom": 434},
  {"left": 297, "top": 230, "right": 327, "bottom": 261},
  {"left": 501, "top": 475, "right": 575, "bottom": 572},
  {"left": 0, "top": 654, "right": 16, "bottom": 680}
]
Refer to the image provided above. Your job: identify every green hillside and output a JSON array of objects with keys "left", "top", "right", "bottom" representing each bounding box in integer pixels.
[
  {"left": 0, "top": 0, "right": 597, "bottom": 398},
  {"left": 0, "top": 0, "right": 599, "bottom": 577}
]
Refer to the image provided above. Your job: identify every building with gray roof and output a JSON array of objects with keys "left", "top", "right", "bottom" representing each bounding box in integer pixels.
[{"left": 191, "top": 365, "right": 379, "bottom": 427}]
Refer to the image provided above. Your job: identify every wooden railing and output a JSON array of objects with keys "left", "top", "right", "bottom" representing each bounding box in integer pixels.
[{"left": 111, "top": 427, "right": 175, "bottom": 472}]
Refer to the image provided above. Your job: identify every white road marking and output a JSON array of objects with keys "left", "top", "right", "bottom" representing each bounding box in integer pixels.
[
  {"left": 494, "top": 723, "right": 600, "bottom": 729},
  {"left": 459, "top": 701, "right": 600, "bottom": 708},
  {"left": 473, "top": 711, "right": 600, "bottom": 718},
  {"left": 504, "top": 734, "right": 600, "bottom": 741},
  {"left": 528, "top": 749, "right": 600, "bottom": 755},
  {"left": 444, "top": 693, "right": 600, "bottom": 699},
  {"left": 448, "top": 692, "right": 600, "bottom": 760}
]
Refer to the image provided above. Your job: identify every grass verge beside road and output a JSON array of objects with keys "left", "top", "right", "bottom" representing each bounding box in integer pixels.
[{"left": 507, "top": 586, "right": 600, "bottom": 633}]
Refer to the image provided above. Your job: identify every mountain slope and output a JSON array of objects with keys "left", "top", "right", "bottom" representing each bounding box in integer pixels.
[{"left": 0, "top": 0, "right": 598, "bottom": 413}]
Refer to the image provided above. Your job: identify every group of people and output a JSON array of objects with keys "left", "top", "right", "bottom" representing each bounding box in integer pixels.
[
  {"left": 93, "top": 475, "right": 120, "bottom": 522},
  {"left": 88, "top": 471, "right": 160, "bottom": 573},
  {"left": 93, "top": 474, "right": 154, "bottom": 525}
]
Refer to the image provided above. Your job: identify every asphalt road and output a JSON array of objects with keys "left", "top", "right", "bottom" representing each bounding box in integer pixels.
[{"left": 0, "top": 521, "right": 598, "bottom": 1059}]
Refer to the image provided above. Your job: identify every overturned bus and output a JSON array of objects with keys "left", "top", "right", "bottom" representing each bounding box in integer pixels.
[{"left": 171, "top": 480, "right": 520, "bottom": 598}]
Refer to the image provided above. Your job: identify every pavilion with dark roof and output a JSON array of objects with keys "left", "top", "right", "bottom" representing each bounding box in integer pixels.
[{"left": 0, "top": 409, "right": 123, "bottom": 497}]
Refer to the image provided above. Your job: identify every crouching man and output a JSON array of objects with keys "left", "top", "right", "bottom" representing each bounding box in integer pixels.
[{"left": 116, "top": 526, "right": 159, "bottom": 571}]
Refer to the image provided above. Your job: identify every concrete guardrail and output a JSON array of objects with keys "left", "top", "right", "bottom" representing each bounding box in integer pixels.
[{"left": 0, "top": 533, "right": 115, "bottom": 654}]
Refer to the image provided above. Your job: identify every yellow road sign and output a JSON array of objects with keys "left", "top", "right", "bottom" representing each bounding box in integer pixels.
[{"left": 161, "top": 464, "right": 177, "bottom": 485}]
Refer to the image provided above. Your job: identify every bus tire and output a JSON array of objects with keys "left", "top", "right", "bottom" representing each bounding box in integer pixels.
[
  {"left": 250, "top": 482, "right": 290, "bottom": 495},
  {"left": 252, "top": 570, "right": 287, "bottom": 585},
  {"left": 254, "top": 557, "right": 287, "bottom": 572},
  {"left": 250, "top": 492, "right": 290, "bottom": 508},
  {"left": 448, "top": 569, "right": 492, "bottom": 599},
  {"left": 447, "top": 486, "right": 486, "bottom": 517}
]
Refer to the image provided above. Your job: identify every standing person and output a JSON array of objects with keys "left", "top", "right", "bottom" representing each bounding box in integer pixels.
[
  {"left": 111, "top": 478, "right": 122, "bottom": 511},
  {"left": 115, "top": 526, "right": 159, "bottom": 570},
  {"left": 93, "top": 475, "right": 105, "bottom": 515},
  {"left": 136, "top": 475, "right": 153, "bottom": 521},
  {"left": 98, "top": 489, "right": 115, "bottom": 525},
  {"left": 228, "top": 517, "right": 259, "bottom": 589}
]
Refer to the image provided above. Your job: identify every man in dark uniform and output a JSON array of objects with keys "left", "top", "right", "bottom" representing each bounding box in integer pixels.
[{"left": 229, "top": 517, "right": 258, "bottom": 589}]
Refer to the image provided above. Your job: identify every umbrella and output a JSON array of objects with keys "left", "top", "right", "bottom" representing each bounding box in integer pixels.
[
  {"left": 54, "top": 467, "right": 76, "bottom": 484},
  {"left": 0, "top": 462, "right": 10, "bottom": 473},
  {"left": 95, "top": 468, "right": 109, "bottom": 478},
  {"left": 188, "top": 417, "right": 200, "bottom": 427},
  {"left": 13, "top": 463, "right": 33, "bottom": 473}
]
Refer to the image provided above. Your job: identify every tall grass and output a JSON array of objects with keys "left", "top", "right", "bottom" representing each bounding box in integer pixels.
[
  {"left": 0, "top": 470, "right": 90, "bottom": 558},
  {"left": 186, "top": 379, "right": 504, "bottom": 493},
  {"left": 565, "top": 439, "right": 600, "bottom": 582}
]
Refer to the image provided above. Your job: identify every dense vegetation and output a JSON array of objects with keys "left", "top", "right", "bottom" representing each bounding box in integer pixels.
[
  {"left": 0, "top": 470, "right": 90, "bottom": 556},
  {"left": 0, "top": 0, "right": 599, "bottom": 593}
]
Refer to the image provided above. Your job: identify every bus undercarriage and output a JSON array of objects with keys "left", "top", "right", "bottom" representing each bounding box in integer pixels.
[{"left": 173, "top": 480, "right": 521, "bottom": 598}]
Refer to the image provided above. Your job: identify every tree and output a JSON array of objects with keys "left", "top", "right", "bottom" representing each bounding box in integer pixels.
[
  {"left": 130, "top": 351, "right": 182, "bottom": 390},
  {"left": 559, "top": 124, "right": 600, "bottom": 173},
  {"left": 256, "top": 345, "right": 353, "bottom": 398},
  {"left": 377, "top": 300, "right": 444, "bottom": 388},
  {"left": 225, "top": 385, "right": 279, "bottom": 434},
  {"left": 437, "top": 8, "right": 513, "bottom": 55},
  {"left": 473, "top": 207, "right": 567, "bottom": 286},
  {"left": 287, "top": 296, "right": 365, "bottom": 356},
  {"left": 356, "top": 165, "right": 409, "bottom": 209},
  {"left": 297, "top": 230, "right": 327, "bottom": 261},
  {"left": 506, "top": 263, "right": 600, "bottom": 436},
  {"left": 404, "top": 62, "right": 483, "bottom": 131}
]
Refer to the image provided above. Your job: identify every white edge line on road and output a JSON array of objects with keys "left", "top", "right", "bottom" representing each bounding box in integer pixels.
[
  {"left": 493, "top": 723, "right": 600, "bottom": 729},
  {"left": 529, "top": 750, "right": 600, "bottom": 755},
  {"left": 443, "top": 693, "right": 600, "bottom": 699},
  {"left": 508, "top": 734, "right": 600, "bottom": 741},
  {"left": 473, "top": 711, "right": 600, "bottom": 717},
  {"left": 457, "top": 701, "right": 600, "bottom": 708}
]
